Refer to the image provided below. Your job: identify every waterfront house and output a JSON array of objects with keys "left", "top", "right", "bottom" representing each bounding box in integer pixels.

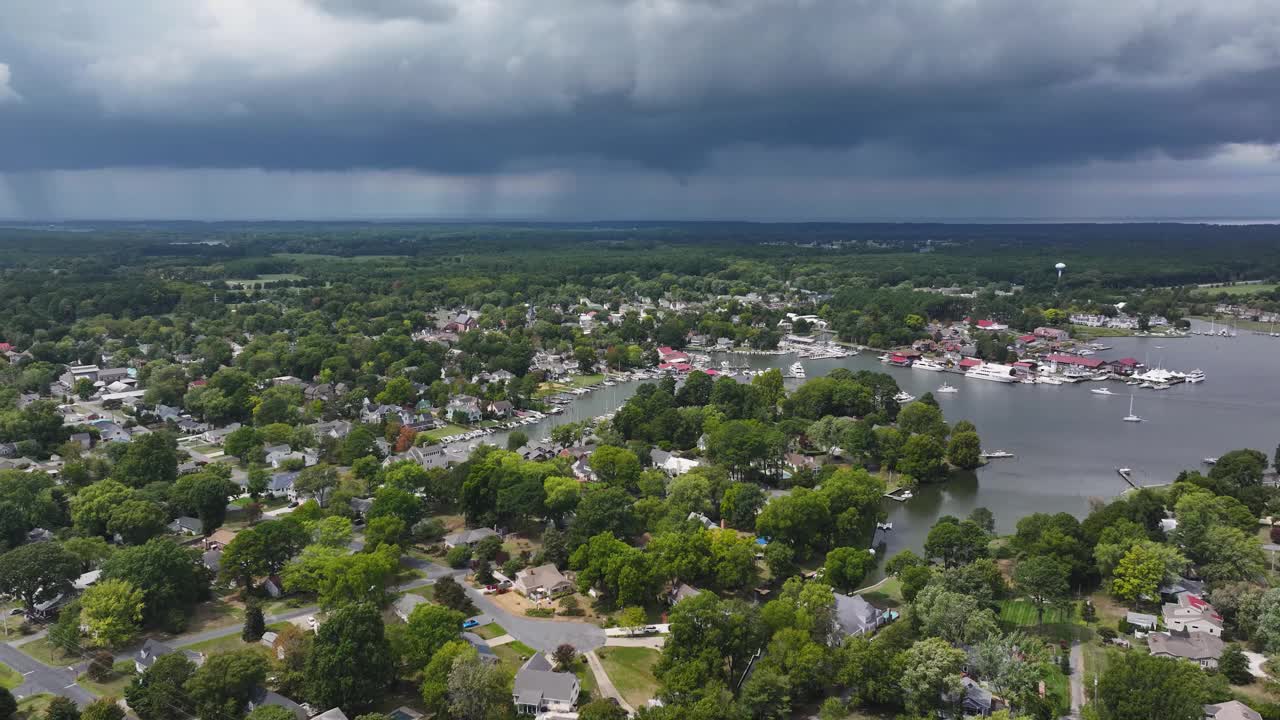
[
  {"left": 833, "top": 593, "right": 892, "bottom": 639},
  {"left": 513, "top": 653, "right": 580, "bottom": 715}
]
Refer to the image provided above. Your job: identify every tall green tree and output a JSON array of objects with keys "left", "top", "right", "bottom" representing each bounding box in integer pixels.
[
  {"left": 1014, "top": 556, "right": 1070, "bottom": 624},
  {"left": 305, "top": 603, "right": 395, "bottom": 712},
  {"left": 0, "top": 541, "right": 81, "bottom": 611},
  {"left": 183, "top": 649, "right": 268, "bottom": 720},
  {"left": 110, "top": 432, "right": 178, "bottom": 488},
  {"left": 125, "top": 652, "right": 196, "bottom": 720}
]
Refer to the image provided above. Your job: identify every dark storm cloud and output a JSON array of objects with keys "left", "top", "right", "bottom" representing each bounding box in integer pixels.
[{"left": 1, "top": 0, "right": 1280, "bottom": 177}]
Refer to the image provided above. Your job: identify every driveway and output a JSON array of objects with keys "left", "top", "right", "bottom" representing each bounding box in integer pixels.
[
  {"left": 1244, "top": 650, "right": 1270, "bottom": 679},
  {"left": 1068, "top": 641, "right": 1085, "bottom": 717},
  {"left": 586, "top": 650, "right": 634, "bottom": 715},
  {"left": 0, "top": 642, "right": 97, "bottom": 707}
]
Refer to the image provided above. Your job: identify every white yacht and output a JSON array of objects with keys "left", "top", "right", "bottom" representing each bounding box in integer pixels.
[
  {"left": 912, "top": 358, "right": 945, "bottom": 372},
  {"left": 1152, "top": 382, "right": 1170, "bottom": 391},
  {"left": 877, "top": 353, "right": 892, "bottom": 364},
  {"left": 1202, "top": 457, "right": 1218, "bottom": 465},
  {"left": 1090, "top": 387, "right": 1114, "bottom": 395},
  {"left": 965, "top": 363, "right": 1018, "bottom": 383},
  {"left": 981, "top": 450, "right": 1015, "bottom": 459},
  {"left": 1123, "top": 394, "right": 1143, "bottom": 422},
  {"left": 789, "top": 362, "right": 806, "bottom": 379},
  {"left": 1038, "top": 376, "right": 1064, "bottom": 386},
  {"left": 1185, "top": 369, "right": 1206, "bottom": 384},
  {"left": 893, "top": 390, "right": 916, "bottom": 403},
  {"left": 936, "top": 382, "right": 958, "bottom": 394}
]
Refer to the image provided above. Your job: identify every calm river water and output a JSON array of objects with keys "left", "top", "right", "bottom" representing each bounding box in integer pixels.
[{"left": 491, "top": 321, "right": 1280, "bottom": 574}]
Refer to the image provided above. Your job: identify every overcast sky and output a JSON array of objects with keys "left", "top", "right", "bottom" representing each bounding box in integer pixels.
[{"left": 3, "top": 0, "right": 1280, "bottom": 220}]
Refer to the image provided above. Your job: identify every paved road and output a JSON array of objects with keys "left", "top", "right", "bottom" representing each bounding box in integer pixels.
[
  {"left": 586, "top": 650, "right": 634, "bottom": 715},
  {"left": 462, "top": 584, "right": 606, "bottom": 654},
  {"left": 0, "top": 643, "right": 96, "bottom": 707},
  {"left": 1068, "top": 641, "right": 1085, "bottom": 718}
]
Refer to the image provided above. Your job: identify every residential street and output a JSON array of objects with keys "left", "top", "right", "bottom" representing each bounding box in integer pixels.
[
  {"left": 586, "top": 650, "right": 634, "bottom": 715},
  {"left": 0, "top": 642, "right": 97, "bottom": 707}
]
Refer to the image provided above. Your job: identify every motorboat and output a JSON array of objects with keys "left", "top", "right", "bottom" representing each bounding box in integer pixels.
[
  {"left": 981, "top": 450, "right": 1014, "bottom": 459},
  {"left": 936, "top": 383, "right": 959, "bottom": 394},
  {"left": 1123, "top": 394, "right": 1143, "bottom": 422},
  {"left": 912, "top": 358, "right": 945, "bottom": 372},
  {"left": 1090, "top": 387, "right": 1114, "bottom": 395},
  {"left": 878, "top": 353, "right": 892, "bottom": 363},
  {"left": 893, "top": 390, "right": 916, "bottom": 403},
  {"left": 1038, "top": 376, "right": 1064, "bottom": 385},
  {"left": 1152, "top": 382, "right": 1170, "bottom": 390},
  {"left": 1185, "top": 369, "right": 1205, "bottom": 384},
  {"left": 789, "top": 362, "right": 806, "bottom": 379},
  {"left": 965, "top": 363, "right": 1018, "bottom": 383},
  {"left": 1203, "top": 457, "right": 1218, "bottom": 465}
]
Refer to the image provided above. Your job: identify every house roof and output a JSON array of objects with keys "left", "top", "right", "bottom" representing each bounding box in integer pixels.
[
  {"left": 1125, "top": 611, "right": 1158, "bottom": 627},
  {"left": 208, "top": 529, "right": 238, "bottom": 546},
  {"left": 248, "top": 688, "right": 306, "bottom": 720},
  {"left": 1045, "top": 353, "right": 1106, "bottom": 369},
  {"left": 1148, "top": 630, "right": 1223, "bottom": 661},
  {"left": 514, "top": 654, "right": 579, "bottom": 706},
  {"left": 1204, "top": 701, "right": 1263, "bottom": 720},
  {"left": 310, "top": 710, "right": 350, "bottom": 720},
  {"left": 671, "top": 583, "right": 701, "bottom": 604},
  {"left": 444, "top": 527, "right": 499, "bottom": 546},
  {"left": 515, "top": 564, "right": 570, "bottom": 592},
  {"left": 395, "top": 593, "right": 429, "bottom": 618},
  {"left": 834, "top": 593, "right": 883, "bottom": 636},
  {"left": 169, "top": 516, "right": 203, "bottom": 533}
]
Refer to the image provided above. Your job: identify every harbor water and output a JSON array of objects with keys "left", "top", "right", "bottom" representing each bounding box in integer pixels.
[{"left": 490, "top": 321, "right": 1280, "bottom": 574}]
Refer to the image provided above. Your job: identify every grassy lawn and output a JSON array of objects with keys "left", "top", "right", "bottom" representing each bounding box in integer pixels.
[
  {"left": 572, "top": 656, "right": 598, "bottom": 701},
  {"left": 472, "top": 623, "right": 507, "bottom": 640},
  {"left": 596, "top": 647, "right": 661, "bottom": 709},
  {"left": 0, "top": 661, "right": 21, "bottom": 690},
  {"left": 178, "top": 599, "right": 244, "bottom": 636},
  {"left": 857, "top": 577, "right": 903, "bottom": 609},
  {"left": 179, "top": 622, "right": 289, "bottom": 655},
  {"left": 15, "top": 694, "right": 53, "bottom": 719},
  {"left": 570, "top": 374, "right": 605, "bottom": 388},
  {"left": 231, "top": 495, "right": 289, "bottom": 510},
  {"left": 19, "top": 639, "right": 80, "bottom": 668},
  {"left": 493, "top": 640, "right": 537, "bottom": 670},
  {"left": 1069, "top": 325, "right": 1138, "bottom": 338},
  {"left": 77, "top": 660, "right": 137, "bottom": 697},
  {"left": 1081, "top": 642, "right": 1112, "bottom": 685},
  {"left": 1041, "top": 664, "right": 1071, "bottom": 716},
  {"left": 999, "top": 599, "right": 1087, "bottom": 643},
  {"left": 421, "top": 424, "right": 471, "bottom": 442}
]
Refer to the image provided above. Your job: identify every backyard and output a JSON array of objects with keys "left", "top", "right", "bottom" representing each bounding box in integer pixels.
[{"left": 596, "top": 647, "right": 660, "bottom": 708}]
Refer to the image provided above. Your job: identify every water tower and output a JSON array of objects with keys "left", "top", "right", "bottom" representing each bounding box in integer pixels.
[{"left": 1055, "top": 262, "right": 1066, "bottom": 281}]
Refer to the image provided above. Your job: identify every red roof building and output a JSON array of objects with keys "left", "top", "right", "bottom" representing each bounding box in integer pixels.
[
  {"left": 1045, "top": 353, "right": 1105, "bottom": 369},
  {"left": 958, "top": 357, "right": 983, "bottom": 368}
]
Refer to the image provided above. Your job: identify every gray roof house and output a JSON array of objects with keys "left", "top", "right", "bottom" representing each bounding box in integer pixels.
[
  {"left": 1125, "top": 611, "right": 1158, "bottom": 630},
  {"left": 135, "top": 639, "right": 204, "bottom": 674},
  {"left": 513, "top": 653, "right": 580, "bottom": 716},
  {"left": 310, "top": 710, "right": 350, "bottom": 720},
  {"left": 168, "top": 516, "right": 204, "bottom": 536},
  {"left": 395, "top": 593, "right": 430, "bottom": 622},
  {"left": 444, "top": 527, "right": 500, "bottom": 549},
  {"left": 1149, "top": 629, "right": 1224, "bottom": 669},
  {"left": 1204, "top": 701, "right": 1263, "bottom": 720},
  {"left": 668, "top": 583, "right": 702, "bottom": 606},
  {"left": 246, "top": 687, "right": 306, "bottom": 720},
  {"left": 833, "top": 593, "right": 891, "bottom": 639}
]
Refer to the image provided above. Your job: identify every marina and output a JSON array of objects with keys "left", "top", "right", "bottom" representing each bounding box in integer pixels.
[{"left": 477, "top": 319, "right": 1278, "bottom": 581}]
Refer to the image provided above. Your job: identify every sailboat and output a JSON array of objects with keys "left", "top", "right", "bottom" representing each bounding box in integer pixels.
[{"left": 1123, "top": 394, "right": 1143, "bottom": 422}]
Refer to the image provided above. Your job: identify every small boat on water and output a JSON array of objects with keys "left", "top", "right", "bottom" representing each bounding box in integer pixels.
[
  {"left": 1090, "top": 387, "right": 1114, "bottom": 396},
  {"left": 876, "top": 522, "right": 894, "bottom": 531},
  {"left": 1186, "top": 369, "right": 1206, "bottom": 384},
  {"left": 936, "top": 383, "right": 958, "bottom": 394},
  {"left": 1152, "top": 382, "right": 1170, "bottom": 390},
  {"left": 1123, "top": 394, "right": 1143, "bottom": 422},
  {"left": 789, "top": 362, "right": 806, "bottom": 379},
  {"left": 981, "top": 450, "right": 1015, "bottom": 459},
  {"left": 878, "top": 353, "right": 892, "bottom": 364},
  {"left": 1202, "top": 457, "right": 1218, "bottom": 465},
  {"left": 893, "top": 390, "right": 916, "bottom": 404}
]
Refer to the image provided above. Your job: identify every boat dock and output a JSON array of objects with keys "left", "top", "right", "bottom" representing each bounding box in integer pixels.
[
  {"left": 884, "top": 487, "right": 914, "bottom": 502},
  {"left": 1116, "top": 467, "right": 1138, "bottom": 490}
]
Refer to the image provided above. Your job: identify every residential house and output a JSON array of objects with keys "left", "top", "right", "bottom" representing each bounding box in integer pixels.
[
  {"left": 446, "top": 396, "right": 483, "bottom": 423},
  {"left": 1203, "top": 701, "right": 1263, "bottom": 720},
  {"left": 361, "top": 401, "right": 401, "bottom": 425},
  {"left": 953, "top": 676, "right": 1001, "bottom": 717},
  {"left": 1033, "top": 326, "right": 1070, "bottom": 342},
  {"left": 202, "top": 549, "right": 223, "bottom": 574},
  {"left": 1149, "top": 629, "right": 1224, "bottom": 668},
  {"left": 73, "top": 570, "right": 102, "bottom": 591},
  {"left": 833, "top": 593, "right": 892, "bottom": 639},
  {"left": 687, "top": 511, "right": 717, "bottom": 530},
  {"left": 443, "top": 527, "right": 500, "bottom": 549},
  {"left": 395, "top": 593, "right": 430, "bottom": 622},
  {"left": 205, "top": 528, "right": 237, "bottom": 550},
  {"left": 311, "top": 419, "right": 353, "bottom": 440},
  {"left": 26, "top": 527, "right": 54, "bottom": 543},
  {"left": 349, "top": 497, "right": 374, "bottom": 518},
  {"left": 512, "top": 564, "right": 574, "bottom": 600},
  {"left": 201, "top": 423, "right": 243, "bottom": 445},
  {"left": 311, "top": 709, "right": 350, "bottom": 720},
  {"left": 1125, "top": 611, "right": 1158, "bottom": 631},
  {"left": 266, "top": 445, "right": 318, "bottom": 469},
  {"left": 462, "top": 632, "right": 500, "bottom": 664},
  {"left": 668, "top": 583, "right": 702, "bottom": 606},
  {"left": 512, "top": 653, "right": 580, "bottom": 715},
  {"left": 650, "top": 449, "right": 702, "bottom": 476},
  {"left": 487, "top": 400, "right": 515, "bottom": 418},
  {"left": 268, "top": 471, "right": 300, "bottom": 500},
  {"left": 69, "top": 433, "right": 93, "bottom": 451},
  {"left": 263, "top": 575, "right": 286, "bottom": 598},
  {"left": 246, "top": 687, "right": 306, "bottom": 720},
  {"left": 445, "top": 313, "right": 477, "bottom": 333},
  {"left": 1163, "top": 595, "right": 1223, "bottom": 636},
  {"left": 168, "top": 516, "right": 204, "bottom": 536},
  {"left": 135, "top": 639, "right": 204, "bottom": 674}
]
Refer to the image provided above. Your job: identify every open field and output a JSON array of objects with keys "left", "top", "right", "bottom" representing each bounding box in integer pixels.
[
  {"left": 273, "top": 253, "right": 405, "bottom": 262},
  {"left": 180, "top": 622, "right": 290, "bottom": 655},
  {"left": 420, "top": 424, "right": 471, "bottom": 442},
  {"left": 493, "top": 640, "right": 537, "bottom": 670},
  {"left": 225, "top": 274, "right": 303, "bottom": 287},
  {"left": 1193, "top": 282, "right": 1280, "bottom": 296},
  {"left": 596, "top": 646, "right": 660, "bottom": 708}
]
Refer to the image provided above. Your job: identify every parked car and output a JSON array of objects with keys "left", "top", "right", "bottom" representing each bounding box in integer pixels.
[{"left": 462, "top": 619, "right": 480, "bottom": 629}]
